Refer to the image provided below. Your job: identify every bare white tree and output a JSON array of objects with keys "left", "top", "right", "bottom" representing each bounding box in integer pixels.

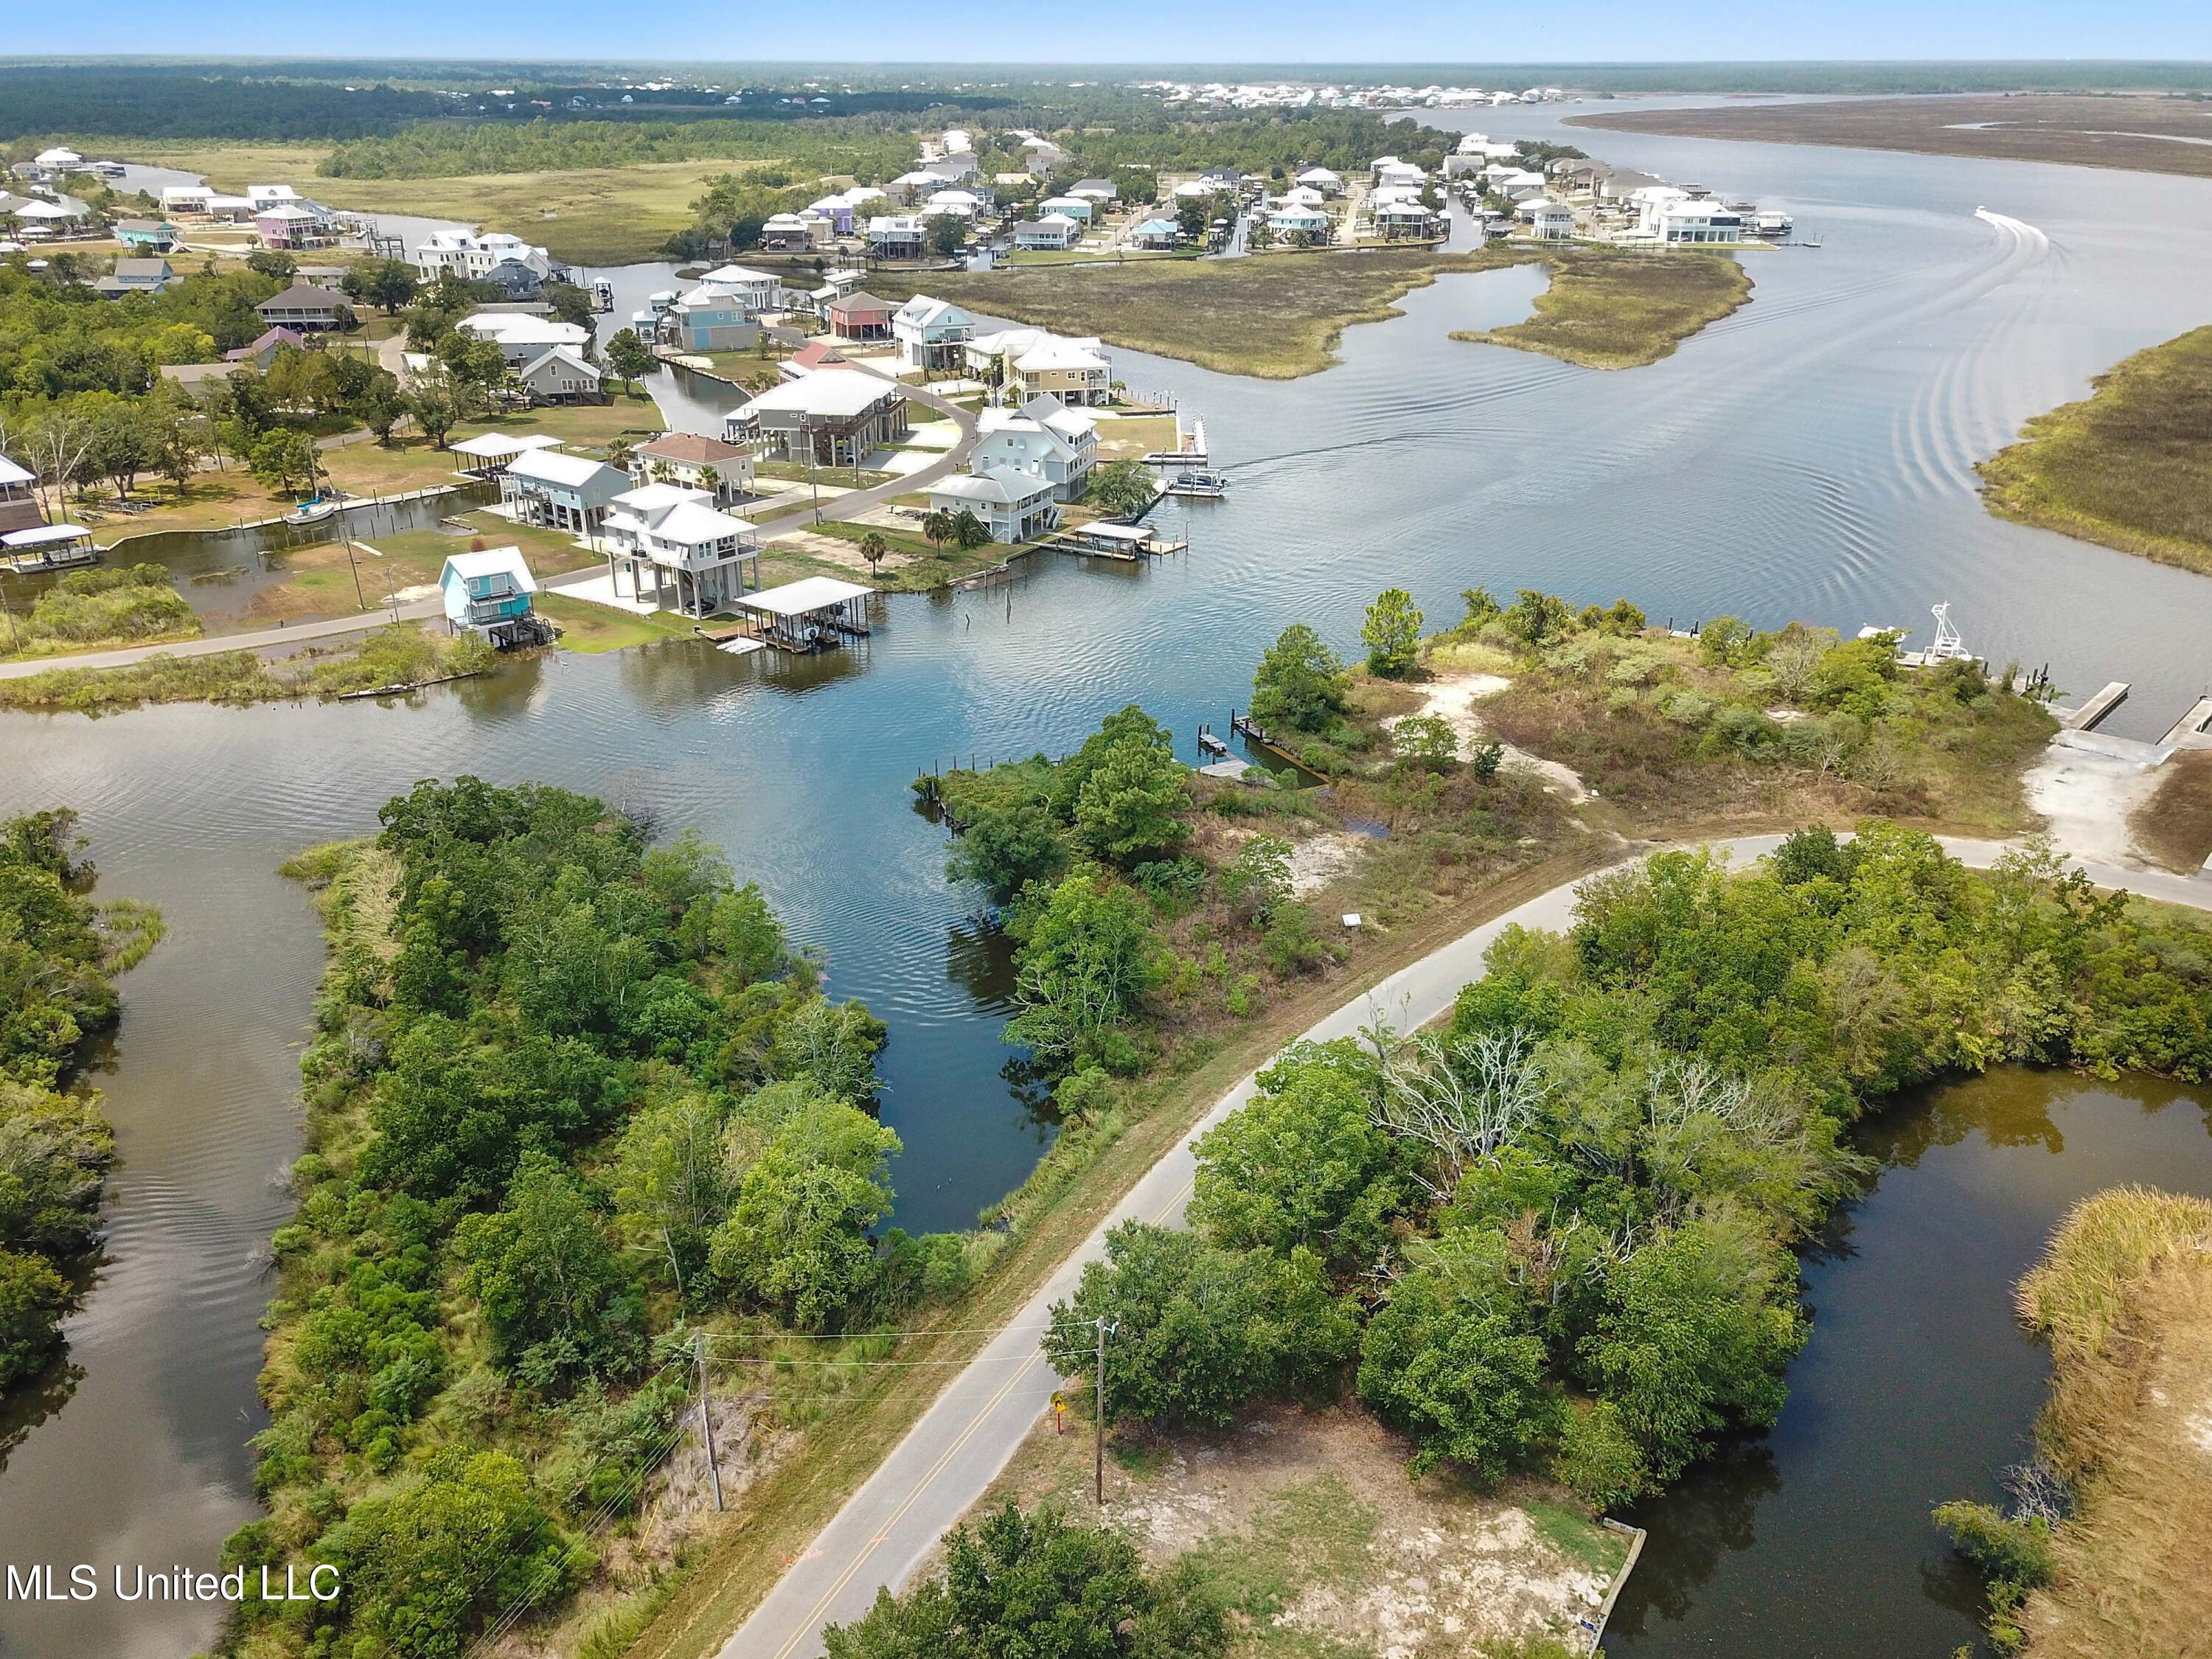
[{"left": 1365, "top": 1012, "right": 1551, "bottom": 1202}]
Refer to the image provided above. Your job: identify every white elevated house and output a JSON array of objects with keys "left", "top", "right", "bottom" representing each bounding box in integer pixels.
[
  {"left": 457, "top": 313, "right": 594, "bottom": 369},
  {"left": 727, "top": 373, "right": 910, "bottom": 466},
  {"left": 1036, "top": 194, "right": 1093, "bottom": 223},
  {"left": 159, "top": 184, "right": 213, "bottom": 215},
  {"left": 415, "top": 230, "right": 557, "bottom": 284},
  {"left": 1518, "top": 199, "right": 1576, "bottom": 240},
  {"left": 925, "top": 470, "right": 1060, "bottom": 543},
  {"left": 1012, "top": 213, "right": 1082, "bottom": 251},
  {"left": 1651, "top": 195, "right": 1748, "bottom": 243},
  {"left": 1067, "top": 178, "right": 1119, "bottom": 204},
  {"left": 968, "top": 394, "right": 1099, "bottom": 501},
  {"left": 694, "top": 264, "right": 782, "bottom": 315},
  {"left": 867, "top": 214, "right": 928, "bottom": 260},
  {"left": 1371, "top": 157, "right": 1427, "bottom": 189},
  {"left": 891, "top": 295, "right": 975, "bottom": 372},
  {"left": 1295, "top": 166, "right": 1343, "bottom": 196},
  {"left": 599, "top": 484, "right": 761, "bottom": 616}
]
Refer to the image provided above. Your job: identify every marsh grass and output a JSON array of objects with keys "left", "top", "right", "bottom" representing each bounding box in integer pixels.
[
  {"left": 1978, "top": 324, "right": 2212, "bottom": 576},
  {"left": 1453, "top": 248, "right": 1752, "bottom": 369},
  {"left": 2006, "top": 1186, "right": 2212, "bottom": 1656}
]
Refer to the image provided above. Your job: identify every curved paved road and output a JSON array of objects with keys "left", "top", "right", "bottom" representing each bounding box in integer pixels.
[
  {"left": 0, "top": 366, "right": 977, "bottom": 681},
  {"left": 718, "top": 832, "right": 2212, "bottom": 1659}
]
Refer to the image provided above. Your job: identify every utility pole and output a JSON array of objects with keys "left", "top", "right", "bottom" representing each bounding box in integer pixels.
[
  {"left": 1093, "top": 1317, "right": 1118, "bottom": 1507},
  {"left": 695, "top": 1332, "right": 723, "bottom": 1512}
]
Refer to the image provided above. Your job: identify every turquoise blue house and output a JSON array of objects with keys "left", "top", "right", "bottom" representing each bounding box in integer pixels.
[{"left": 438, "top": 546, "right": 549, "bottom": 647}]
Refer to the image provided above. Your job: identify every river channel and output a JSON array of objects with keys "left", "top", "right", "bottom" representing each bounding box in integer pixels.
[{"left": 2, "top": 98, "right": 2211, "bottom": 1658}]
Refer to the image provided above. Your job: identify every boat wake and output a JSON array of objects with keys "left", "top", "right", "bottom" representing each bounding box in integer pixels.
[{"left": 1975, "top": 206, "right": 2052, "bottom": 254}]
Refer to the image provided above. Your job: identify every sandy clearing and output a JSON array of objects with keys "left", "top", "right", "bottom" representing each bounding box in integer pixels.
[
  {"left": 2025, "top": 733, "right": 2171, "bottom": 868},
  {"left": 1383, "top": 669, "right": 1593, "bottom": 802}
]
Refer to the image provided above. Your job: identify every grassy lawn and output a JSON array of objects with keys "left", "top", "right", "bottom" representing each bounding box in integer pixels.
[
  {"left": 872, "top": 244, "right": 1752, "bottom": 379},
  {"left": 453, "top": 392, "right": 666, "bottom": 456},
  {"left": 696, "top": 352, "right": 791, "bottom": 394},
  {"left": 1978, "top": 324, "right": 2212, "bottom": 577},
  {"left": 1453, "top": 246, "right": 1753, "bottom": 369},
  {"left": 535, "top": 593, "right": 702, "bottom": 654},
  {"left": 244, "top": 512, "right": 598, "bottom": 624},
  {"left": 754, "top": 459, "right": 897, "bottom": 489},
  {"left": 787, "top": 518, "right": 1034, "bottom": 591},
  {"left": 1096, "top": 414, "right": 1178, "bottom": 459},
  {"left": 74, "top": 140, "right": 768, "bottom": 265}
]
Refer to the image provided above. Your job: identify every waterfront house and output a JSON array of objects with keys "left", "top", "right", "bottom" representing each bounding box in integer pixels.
[
  {"left": 1295, "top": 166, "right": 1343, "bottom": 196},
  {"left": 1012, "top": 215, "right": 1082, "bottom": 251},
  {"left": 0, "top": 454, "right": 43, "bottom": 537},
  {"left": 1654, "top": 197, "right": 1747, "bottom": 243},
  {"left": 629, "top": 431, "right": 755, "bottom": 502},
  {"left": 499, "top": 448, "right": 628, "bottom": 537},
  {"left": 97, "top": 257, "right": 175, "bottom": 299},
  {"left": 255, "top": 202, "right": 338, "bottom": 251},
  {"left": 1009, "top": 338, "right": 1112, "bottom": 407},
  {"left": 1267, "top": 206, "right": 1332, "bottom": 243},
  {"left": 480, "top": 258, "right": 546, "bottom": 300},
  {"left": 1519, "top": 200, "right": 1576, "bottom": 240},
  {"left": 205, "top": 193, "right": 257, "bottom": 222},
  {"left": 891, "top": 296, "right": 974, "bottom": 373},
  {"left": 514, "top": 346, "right": 605, "bottom": 404},
  {"left": 867, "top": 215, "right": 927, "bottom": 260},
  {"left": 726, "top": 374, "right": 909, "bottom": 467},
  {"left": 459, "top": 312, "right": 593, "bottom": 366},
  {"left": 256, "top": 284, "right": 352, "bottom": 330},
  {"left": 970, "top": 394, "right": 1099, "bottom": 500},
  {"left": 1371, "top": 198, "right": 1439, "bottom": 240},
  {"left": 826, "top": 290, "right": 896, "bottom": 342},
  {"left": 1128, "top": 218, "right": 1180, "bottom": 251},
  {"left": 438, "top": 546, "right": 549, "bottom": 647},
  {"left": 115, "top": 219, "right": 180, "bottom": 252},
  {"left": 664, "top": 288, "right": 757, "bottom": 352},
  {"left": 758, "top": 213, "right": 816, "bottom": 251},
  {"left": 159, "top": 184, "right": 213, "bottom": 216},
  {"left": 695, "top": 264, "right": 781, "bottom": 316},
  {"left": 415, "top": 230, "right": 557, "bottom": 284},
  {"left": 601, "top": 483, "right": 762, "bottom": 616},
  {"left": 925, "top": 469, "right": 1059, "bottom": 543},
  {"left": 246, "top": 184, "right": 302, "bottom": 209}
]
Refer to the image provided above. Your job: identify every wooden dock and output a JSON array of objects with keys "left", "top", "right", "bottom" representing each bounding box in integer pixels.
[
  {"left": 2056, "top": 681, "right": 2130, "bottom": 732},
  {"left": 2159, "top": 695, "right": 2212, "bottom": 748},
  {"left": 1046, "top": 521, "right": 1187, "bottom": 560}
]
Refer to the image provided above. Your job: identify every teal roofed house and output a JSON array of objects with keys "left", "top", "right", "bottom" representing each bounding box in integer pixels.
[{"left": 438, "top": 546, "right": 552, "bottom": 648}]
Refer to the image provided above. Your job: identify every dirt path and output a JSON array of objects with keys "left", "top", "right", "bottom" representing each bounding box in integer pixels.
[{"left": 1384, "top": 668, "right": 1593, "bottom": 801}]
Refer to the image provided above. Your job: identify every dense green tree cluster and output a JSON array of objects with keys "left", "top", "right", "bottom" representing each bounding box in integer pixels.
[
  {"left": 323, "top": 116, "right": 924, "bottom": 182},
  {"left": 824, "top": 1500, "right": 1228, "bottom": 1659},
  {"left": 0, "top": 810, "right": 151, "bottom": 1390},
  {"left": 227, "top": 780, "right": 943, "bottom": 1659},
  {"left": 925, "top": 706, "right": 1340, "bottom": 1079},
  {"left": 1047, "top": 827, "right": 2212, "bottom": 1508}
]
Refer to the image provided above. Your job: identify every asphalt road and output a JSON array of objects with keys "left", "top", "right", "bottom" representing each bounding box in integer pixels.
[{"left": 717, "top": 832, "right": 2212, "bottom": 1659}]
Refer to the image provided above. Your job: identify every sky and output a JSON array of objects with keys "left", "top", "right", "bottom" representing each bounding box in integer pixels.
[{"left": 17, "top": 1, "right": 2212, "bottom": 64}]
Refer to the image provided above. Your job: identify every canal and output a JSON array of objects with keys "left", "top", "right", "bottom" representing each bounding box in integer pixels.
[{"left": 2, "top": 99, "right": 2211, "bottom": 1659}]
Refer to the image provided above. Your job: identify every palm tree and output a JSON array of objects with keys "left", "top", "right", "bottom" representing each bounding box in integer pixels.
[
  {"left": 921, "top": 509, "right": 953, "bottom": 549},
  {"left": 698, "top": 462, "right": 721, "bottom": 501},
  {"left": 859, "top": 532, "right": 888, "bottom": 580}
]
